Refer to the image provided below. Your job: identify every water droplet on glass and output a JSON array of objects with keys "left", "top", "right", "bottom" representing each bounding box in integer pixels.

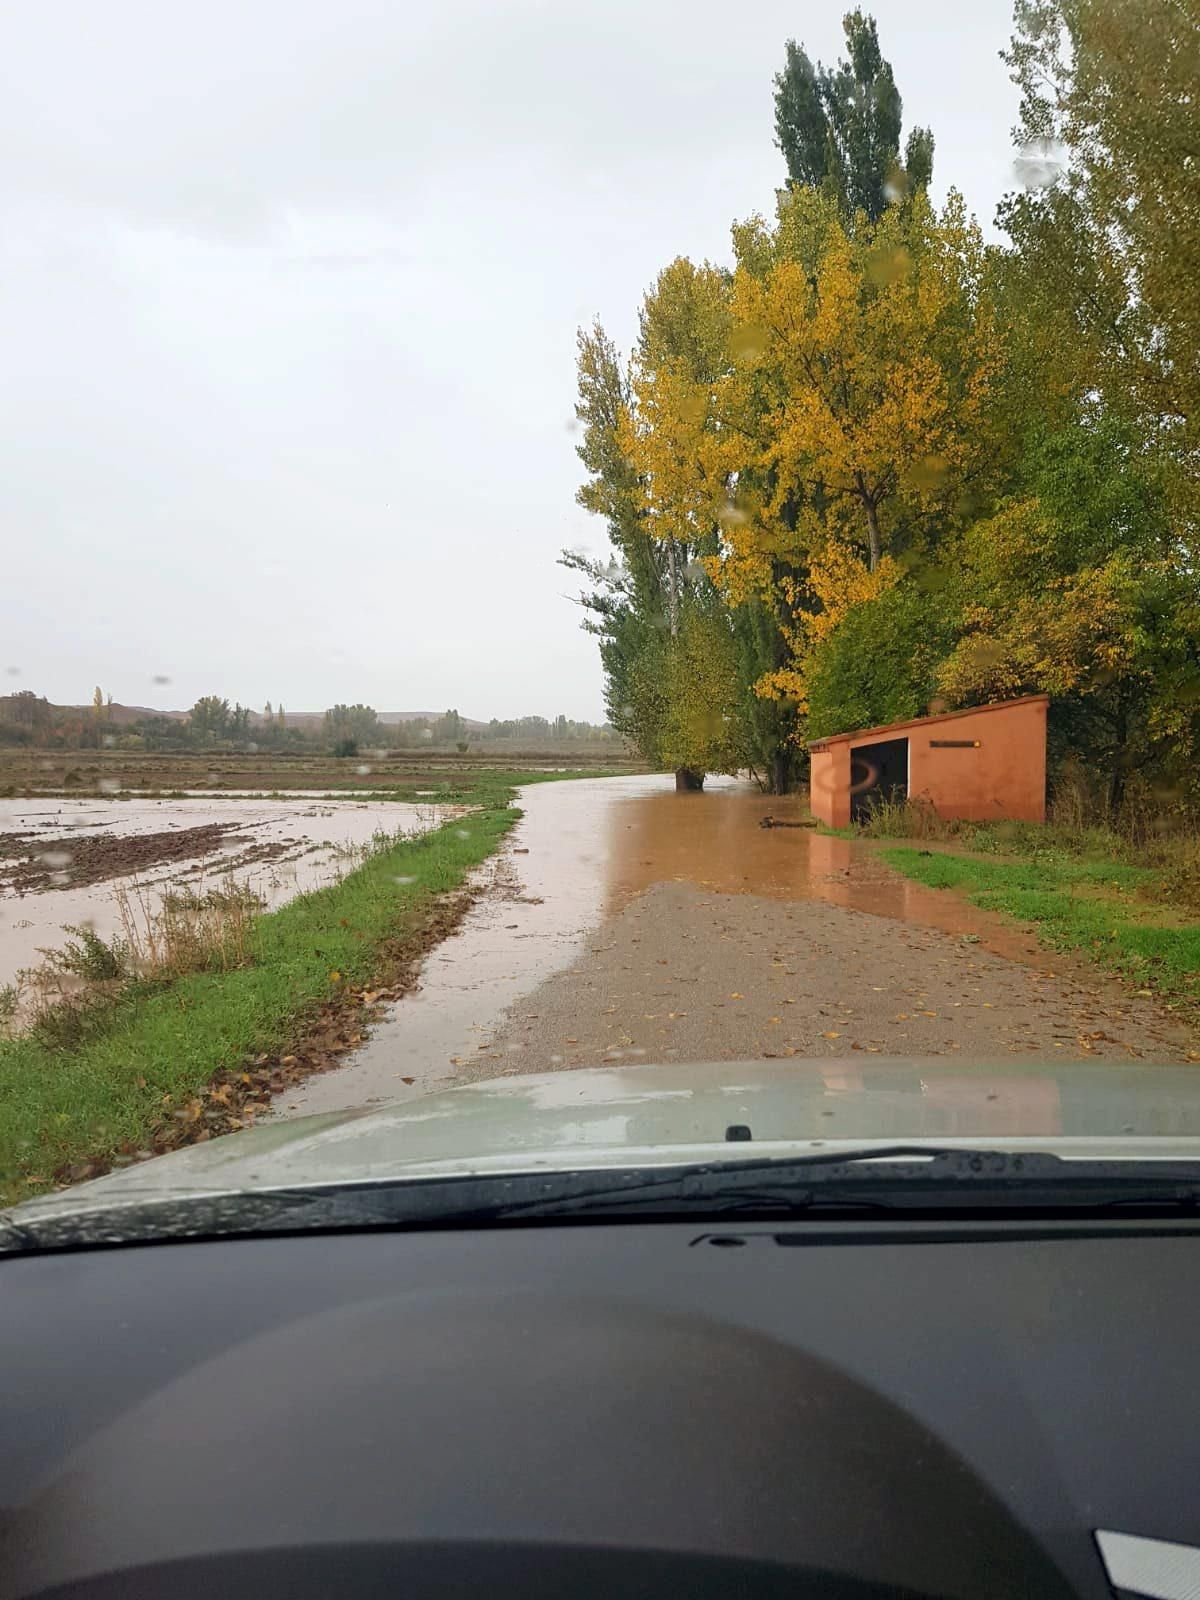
[
  {"left": 455, "top": 828, "right": 470, "bottom": 839},
  {"left": 393, "top": 875, "right": 416, "bottom": 886},
  {"left": 152, "top": 674, "right": 171, "bottom": 686},
  {"left": 909, "top": 453, "right": 949, "bottom": 492},
  {"left": 5, "top": 665, "right": 20, "bottom": 676},
  {"left": 50, "top": 870, "right": 71, "bottom": 887},
  {"left": 1013, "top": 139, "right": 1065, "bottom": 190},
  {"left": 98, "top": 778, "right": 121, "bottom": 794},
  {"left": 729, "top": 323, "right": 767, "bottom": 362},
  {"left": 866, "top": 245, "right": 912, "bottom": 287},
  {"left": 101, "top": 734, "right": 116, "bottom": 748},
  {"left": 38, "top": 850, "right": 73, "bottom": 869},
  {"left": 356, "top": 764, "right": 373, "bottom": 776}
]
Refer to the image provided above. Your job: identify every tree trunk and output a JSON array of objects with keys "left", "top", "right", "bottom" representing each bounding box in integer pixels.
[
  {"left": 675, "top": 767, "right": 705, "bottom": 791},
  {"left": 666, "top": 540, "right": 679, "bottom": 637},
  {"left": 864, "top": 500, "right": 882, "bottom": 573}
]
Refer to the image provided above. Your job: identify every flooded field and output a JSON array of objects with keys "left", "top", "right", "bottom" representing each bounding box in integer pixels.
[{"left": 0, "top": 793, "right": 455, "bottom": 992}]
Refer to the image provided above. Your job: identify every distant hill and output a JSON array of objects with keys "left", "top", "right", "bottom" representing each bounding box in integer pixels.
[
  {"left": 63, "top": 702, "right": 187, "bottom": 725},
  {"left": 61, "top": 702, "right": 488, "bottom": 731}
]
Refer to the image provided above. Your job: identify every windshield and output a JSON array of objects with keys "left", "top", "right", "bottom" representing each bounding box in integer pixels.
[{"left": 2, "top": 0, "right": 1198, "bottom": 1219}]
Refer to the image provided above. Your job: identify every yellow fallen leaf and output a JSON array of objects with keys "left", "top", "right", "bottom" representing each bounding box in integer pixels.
[
  {"left": 729, "top": 992, "right": 744, "bottom": 999},
  {"left": 767, "top": 1016, "right": 781, "bottom": 1024},
  {"left": 821, "top": 1030, "right": 841, "bottom": 1039}
]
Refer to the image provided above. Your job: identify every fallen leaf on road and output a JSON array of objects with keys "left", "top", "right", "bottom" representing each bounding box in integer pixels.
[
  {"left": 566, "top": 1037, "right": 578, "bottom": 1044},
  {"left": 767, "top": 1016, "right": 781, "bottom": 1024},
  {"left": 729, "top": 992, "right": 744, "bottom": 999},
  {"left": 821, "top": 1030, "right": 841, "bottom": 1039}
]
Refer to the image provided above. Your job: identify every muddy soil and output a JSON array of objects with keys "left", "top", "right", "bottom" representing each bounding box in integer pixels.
[{"left": 0, "top": 822, "right": 257, "bottom": 894}]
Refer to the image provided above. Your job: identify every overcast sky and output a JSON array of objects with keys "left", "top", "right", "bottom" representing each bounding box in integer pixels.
[{"left": 2, "top": 0, "right": 1021, "bottom": 720}]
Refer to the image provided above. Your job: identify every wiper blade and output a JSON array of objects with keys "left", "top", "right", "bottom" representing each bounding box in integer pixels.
[
  {"left": 6, "top": 1147, "right": 1200, "bottom": 1252},
  {"left": 430, "top": 1147, "right": 1200, "bottom": 1222}
]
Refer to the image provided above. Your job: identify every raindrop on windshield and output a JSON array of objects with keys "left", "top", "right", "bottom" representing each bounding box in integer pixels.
[{"left": 1012, "top": 139, "right": 1065, "bottom": 190}]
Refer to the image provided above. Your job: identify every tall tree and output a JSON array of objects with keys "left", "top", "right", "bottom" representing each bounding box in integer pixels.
[
  {"left": 1001, "top": 0, "right": 1200, "bottom": 526},
  {"left": 561, "top": 320, "right": 676, "bottom": 776},
  {"left": 774, "top": 10, "right": 934, "bottom": 220}
]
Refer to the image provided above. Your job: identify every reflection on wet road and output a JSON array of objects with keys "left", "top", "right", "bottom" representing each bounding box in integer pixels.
[{"left": 277, "top": 774, "right": 1053, "bottom": 1118}]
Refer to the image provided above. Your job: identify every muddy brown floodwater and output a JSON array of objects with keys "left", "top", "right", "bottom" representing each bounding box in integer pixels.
[{"left": 276, "top": 775, "right": 1199, "bottom": 1120}]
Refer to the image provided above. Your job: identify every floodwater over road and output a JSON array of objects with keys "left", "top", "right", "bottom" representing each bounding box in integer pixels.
[{"left": 278, "top": 773, "right": 1094, "bottom": 1119}]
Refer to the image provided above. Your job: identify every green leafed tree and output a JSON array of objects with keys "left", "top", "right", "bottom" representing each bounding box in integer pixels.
[
  {"left": 187, "top": 696, "right": 230, "bottom": 743},
  {"left": 773, "top": 10, "right": 934, "bottom": 220},
  {"left": 323, "top": 704, "right": 381, "bottom": 750}
]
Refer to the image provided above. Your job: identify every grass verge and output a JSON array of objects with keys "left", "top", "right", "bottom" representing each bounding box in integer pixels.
[
  {"left": 0, "top": 775, "right": 547, "bottom": 1203},
  {"left": 879, "top": 845, "right": 1200, "bottom": 1006}
]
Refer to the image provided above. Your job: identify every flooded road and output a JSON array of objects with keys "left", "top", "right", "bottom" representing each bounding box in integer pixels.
[
  {"left": 277, "top": 775, "right": 1197, "bottom": 1119},
  {"left": 0, "top": 794, "right": 455, "bottom": 993}
]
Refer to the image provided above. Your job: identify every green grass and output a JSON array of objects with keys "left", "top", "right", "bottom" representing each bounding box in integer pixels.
[
  {"left": 879, "top": 845, "right": 1200, "bottom": 1001},
  {"left": 0, "top": 772, "right": 566, "bottom": 1201}
]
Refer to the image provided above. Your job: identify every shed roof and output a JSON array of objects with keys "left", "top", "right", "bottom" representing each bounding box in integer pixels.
[{"left": 806, "top": 694, "right": 1049, "bottom": 752}]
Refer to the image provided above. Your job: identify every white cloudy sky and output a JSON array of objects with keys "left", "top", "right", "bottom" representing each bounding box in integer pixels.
[{"left": 2, "top": 0, "right": 1020, "bottom": 719}]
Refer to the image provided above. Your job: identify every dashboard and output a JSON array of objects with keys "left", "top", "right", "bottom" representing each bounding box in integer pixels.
[{"left": 2, "top": 1217, "right": 1198, "bottom": 1598}]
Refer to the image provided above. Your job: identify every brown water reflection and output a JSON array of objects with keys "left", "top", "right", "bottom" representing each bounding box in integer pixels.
[{"left": 603, "top": 780, "right": 1042, "bottom": 964}]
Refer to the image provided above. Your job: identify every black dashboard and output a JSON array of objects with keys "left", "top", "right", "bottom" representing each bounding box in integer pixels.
[{"left": 2, "top": 1218, "right": 1198, "bottom": 1598}]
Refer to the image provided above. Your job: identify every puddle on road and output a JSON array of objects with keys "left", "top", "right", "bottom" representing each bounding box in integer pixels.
[
  {"left": 278, "top": 775, "right": 1040, "bottom": 1119},
  {"left": 602, "top": 784, "right": 1041, "bottom": 962}
]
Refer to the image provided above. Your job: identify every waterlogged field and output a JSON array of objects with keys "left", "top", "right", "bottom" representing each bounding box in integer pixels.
[
  {"left": 0, "top": 766, "right": 626, "bottom": 1197},
  {"left": 0, "top": 793, "right": 459, "bottom": 997}
]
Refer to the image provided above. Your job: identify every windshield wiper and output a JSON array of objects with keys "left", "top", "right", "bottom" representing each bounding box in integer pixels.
[
  {"left": 6, "top": 1147, "right": 1200, "bottom": 1252},
  {"left": 397, "top": 1147, "right": 1200, "bottom": 1224}
]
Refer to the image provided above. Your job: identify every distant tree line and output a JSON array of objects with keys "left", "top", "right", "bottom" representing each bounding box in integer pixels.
[{"left": 0, "top": 690, "right": 618, "bottom": 754}]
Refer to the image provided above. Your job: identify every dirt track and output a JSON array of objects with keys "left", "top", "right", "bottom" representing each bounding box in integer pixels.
[
  {"left": 464, "top": 879, "right": 1198, "bottom": 1076},
  {"left": 279, "top": 777, "right": 1200, "bottom": 1123}
]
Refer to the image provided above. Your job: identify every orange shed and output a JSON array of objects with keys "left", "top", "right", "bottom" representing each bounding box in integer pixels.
[{"left": 807, "top": 696, "right": 1048, "bottom": 830}]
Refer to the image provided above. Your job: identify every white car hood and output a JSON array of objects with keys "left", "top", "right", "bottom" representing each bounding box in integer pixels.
[{"left": 12, "top": 1056, "right": 1200, "bottom": 1226}]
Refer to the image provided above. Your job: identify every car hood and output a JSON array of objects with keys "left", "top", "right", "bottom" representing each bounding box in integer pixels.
[{"left": 12, "top": 1056, "right": 1200, "bottom": 1226}]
